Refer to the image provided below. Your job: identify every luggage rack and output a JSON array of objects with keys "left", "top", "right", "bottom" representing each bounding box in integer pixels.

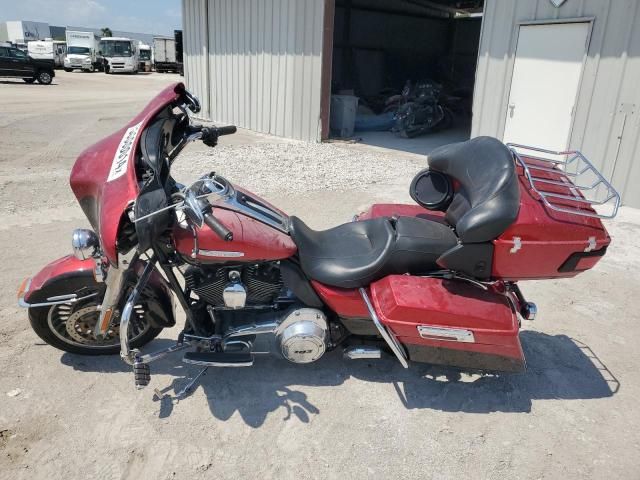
[{"left": 507, "top": 143, "right": 620, "bottom": 219}]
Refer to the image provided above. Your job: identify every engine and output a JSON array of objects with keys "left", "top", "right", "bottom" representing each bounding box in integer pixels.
[
  {"left": 184, "top": 263, "right": 283, "bottom": 308},
  {"left": 184, "top": 264, "right": 329, "bottom": 364}
]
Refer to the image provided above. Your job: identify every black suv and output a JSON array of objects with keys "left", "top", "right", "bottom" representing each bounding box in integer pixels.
[{"left": 0, "top": 46, "right": 55, "bottom": 85}]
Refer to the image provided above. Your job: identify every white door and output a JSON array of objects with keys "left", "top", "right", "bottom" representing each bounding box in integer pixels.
[{"left": 503, "top": 22, "right": 590, "bottom": 151}]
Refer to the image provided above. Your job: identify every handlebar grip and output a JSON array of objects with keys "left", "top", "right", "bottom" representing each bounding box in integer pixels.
[
  {"left": 203, "top": 212, "right": 233, "bottom": 242},
  {"left": 216, "top": 125, "right": 237, "bottom": 136}
]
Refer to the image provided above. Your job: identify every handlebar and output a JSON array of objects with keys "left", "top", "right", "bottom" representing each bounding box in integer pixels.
[{"left": 203, "top": 212, "right": 233, "bottom": 242}]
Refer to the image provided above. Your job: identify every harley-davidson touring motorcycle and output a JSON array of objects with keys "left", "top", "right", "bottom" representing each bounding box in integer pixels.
[{"left": 18, "top": 83, "right": 620, "bottom": 396}]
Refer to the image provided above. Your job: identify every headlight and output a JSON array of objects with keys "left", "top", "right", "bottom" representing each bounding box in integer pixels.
[{"left": 71, "top": 229, "right": 100, "bottom": 260}]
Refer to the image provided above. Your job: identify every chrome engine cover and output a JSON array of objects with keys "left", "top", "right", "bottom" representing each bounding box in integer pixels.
[{"left": 275, "top": 308, "right": 328, "bottom": 364}]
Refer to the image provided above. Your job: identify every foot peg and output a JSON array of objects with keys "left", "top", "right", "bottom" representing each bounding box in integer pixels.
[
  {"left": 521, "top": 302, "right": 537, "bottom": 321},
  {"left": 133, "top": 360, "right": 151, "bottom": 389},
  {"left": 183, "top": 351, "right": 253, "bottom": 367}
]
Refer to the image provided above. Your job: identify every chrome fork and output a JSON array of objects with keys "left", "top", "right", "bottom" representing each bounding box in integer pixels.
[{"left": 95, "top": 250, "right": 136, "bottom": 339}]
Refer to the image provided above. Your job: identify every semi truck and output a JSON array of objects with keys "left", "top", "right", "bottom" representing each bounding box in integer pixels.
[
  {"left": 153, "top": 36, "right": 177, "bottom": 73},
  {"left": 27, "top": 39, "right": 66, "bottom": 68},
  {"left": 99, "top": 37, "right": 138, "bottom": 74},
  {"left": 64, "top": 30, "right": 101, "bottom": 72}
]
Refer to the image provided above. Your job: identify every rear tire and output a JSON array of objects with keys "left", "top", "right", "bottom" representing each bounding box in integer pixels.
[
  {"left": 64, "top": 67, "right": 73, "bottom": 72},
  {"left": 36, "top": 71, "right": 52, "bottom": 85}
]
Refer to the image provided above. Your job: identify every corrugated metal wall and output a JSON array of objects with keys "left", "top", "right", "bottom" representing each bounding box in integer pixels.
[
  {"left": 473, "top": 0, "right": 640, "bottom": 207},
  {"left": 182, "top": 0, "right": 325, "bottom": 142},
  {"left": 182, "top": 0, "right": 211, "bottom": 120}
]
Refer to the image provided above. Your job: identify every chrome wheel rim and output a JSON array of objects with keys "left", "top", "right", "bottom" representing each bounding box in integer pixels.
[
  {"left": 47, "top": 300, "right": 151, "bottom": 350},
  {"left": 40, "top": 73, "right": 51, "bottom": 83}
]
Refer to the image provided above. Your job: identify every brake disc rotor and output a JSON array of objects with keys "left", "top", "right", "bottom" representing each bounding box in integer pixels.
[{"left": 65, "top": 305, "right": 119, "bottom": 345}]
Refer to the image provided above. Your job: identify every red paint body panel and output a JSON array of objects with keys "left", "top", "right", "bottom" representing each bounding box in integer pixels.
[
  {"left": 173, "top": 208, "right": 297, "bottom": 262},
  {"left": 24, "top": 255, "right": 93, "bottom": 301},
  {"left": 492, "top": 160, "right": 611, "bottom": 280},
  {"left": 70, "top": 83, "right": 185, "bottom": 265},
  {"left": 311, "top": 281, "right": 369, "bottom": 318},
  {"left": 370, "top": 275, "right": 524, "bottom": 362}
]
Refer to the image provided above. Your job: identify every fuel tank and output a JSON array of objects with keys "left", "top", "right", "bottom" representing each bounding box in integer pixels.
[{"left": 173, "top": 208, "right": 297, "bottom": 263}]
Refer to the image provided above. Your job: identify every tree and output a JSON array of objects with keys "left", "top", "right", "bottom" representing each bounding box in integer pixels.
[{"left": 101, "top": 27, "right": 113, "bottom": 37}]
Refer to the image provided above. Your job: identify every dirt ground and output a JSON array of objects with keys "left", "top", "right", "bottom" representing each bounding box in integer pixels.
[{"left": 1, "top": 71, "right": 639, "bottom": 480}]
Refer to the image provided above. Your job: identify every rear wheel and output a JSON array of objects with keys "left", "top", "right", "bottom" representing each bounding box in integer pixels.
[
  {"left": 23, "top": 78, "right": 36, "bottom": 84},
  {"left": 64, "top": 67, "right": 73, "bottom": 72},
  {"left": 36, "top": 71, "right": 52, "bottom": 85},
  {"left": 28, "top": 282, "right": 163, "bottom": 356}
]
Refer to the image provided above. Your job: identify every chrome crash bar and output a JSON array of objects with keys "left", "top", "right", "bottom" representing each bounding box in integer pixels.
[{"left": 359, "top": 288, "right": 409, "bottom": 368}]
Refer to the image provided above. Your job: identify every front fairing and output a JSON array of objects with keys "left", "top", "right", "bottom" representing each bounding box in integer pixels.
[{"left": 69, "top": 82, "right": 186, "bottom": 265}]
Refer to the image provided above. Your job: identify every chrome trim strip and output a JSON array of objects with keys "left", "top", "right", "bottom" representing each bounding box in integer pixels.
[
  {"left": 359, "top": 288, "right": 409, "bottom": 368},
  {"left": 198, "top": 249, "right": 245, "bottom": 258},
  {"left": 182, "top": 357, "right": 253, "bottom": 368},
  {"left": 18, "top": 292, "right": 98, "bottom": 309},
  {"left": 417, "top": 325, "right": 475, "bottom": 343},
  {"left": 343, "top": 345, "right": 382, "bottom": 360}
]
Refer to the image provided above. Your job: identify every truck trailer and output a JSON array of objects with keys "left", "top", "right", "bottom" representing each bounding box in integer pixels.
[
  {"left": 153, "top": 36, "right": 177, "bottom": 73},
  {"left": 64, "top": 30, "right": 101, "bottom": 72},
  {"left": 0, "top": 21, "right": 50, "bottom": 46}
]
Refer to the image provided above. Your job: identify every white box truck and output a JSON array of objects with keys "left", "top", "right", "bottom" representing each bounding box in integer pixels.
[
  {"left": 138, "top": 43, "right": 152, "bottom": 72},
  {"left": 99, "top": 37, "right": 138, "bottom": 74},
  {"left": 64, "top": 30, "right": 100, "bottom": 72},
  {"left": 27, "top": 39, "right": 66, "bottom": 68},
  {"left": 153, "top": 36, "right": 177, "bottom": 73}
]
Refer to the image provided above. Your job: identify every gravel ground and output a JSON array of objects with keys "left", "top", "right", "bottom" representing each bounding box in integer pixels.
[
  {"left": 1, "top": 71, "right": 640, "bottom": 480},
  {"left": 174, "top": 142, "right": 423, "bottom": 196}
]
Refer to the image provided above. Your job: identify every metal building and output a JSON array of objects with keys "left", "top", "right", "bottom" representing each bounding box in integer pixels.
[{"left": 182, "top": 0, "right": 640, "bottom": 207}]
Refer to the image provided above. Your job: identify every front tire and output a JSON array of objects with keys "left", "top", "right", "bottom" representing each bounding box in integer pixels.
[
  {"left": 28, "top": 279, "right": 163, "bottom": 356},
  {"left": 36, "top": 71, "right": 53, "bottom": 85}
]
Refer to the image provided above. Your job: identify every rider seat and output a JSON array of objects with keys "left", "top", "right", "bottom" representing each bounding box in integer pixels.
[
  {"left": 290, "top": 136, "right": 520, "bottom": 288},
  {"left": 289, "top": 216, "right": 458, "bottom": 289}
]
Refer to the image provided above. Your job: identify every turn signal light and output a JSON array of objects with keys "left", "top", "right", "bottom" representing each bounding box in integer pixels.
[{"left": 17, "top": 278, "right": 30, "bottom": 299}]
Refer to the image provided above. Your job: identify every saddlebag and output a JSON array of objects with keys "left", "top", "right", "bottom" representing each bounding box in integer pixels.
[{"left": 369, "top": 275, "right": 525, "bottom": 372}]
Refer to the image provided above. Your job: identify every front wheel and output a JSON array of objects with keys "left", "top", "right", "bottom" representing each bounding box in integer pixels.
[
  {"left": 28, "top": 283, "right": 163, "bottom": 356},
  {"left": 36, "top": 71, "right": 53, "bottom": 85}
]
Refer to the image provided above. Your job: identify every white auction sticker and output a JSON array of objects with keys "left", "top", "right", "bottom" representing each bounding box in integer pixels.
[{"left": 107, "top": 121, "right": 143, "bottom": 182}]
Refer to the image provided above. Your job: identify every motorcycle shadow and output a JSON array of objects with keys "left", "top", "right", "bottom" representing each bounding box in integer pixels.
[{"left": 59, "top": 331, "right": 619, "bottom": 426}]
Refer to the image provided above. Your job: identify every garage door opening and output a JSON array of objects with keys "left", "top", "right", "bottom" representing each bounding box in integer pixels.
[{"left": 327, "top": 0, "right": 484, "bottom": 154}]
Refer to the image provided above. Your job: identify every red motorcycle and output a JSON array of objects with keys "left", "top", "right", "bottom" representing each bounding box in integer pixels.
[{"left": 18, "top": 83, "right": 620, "bottom": 396}]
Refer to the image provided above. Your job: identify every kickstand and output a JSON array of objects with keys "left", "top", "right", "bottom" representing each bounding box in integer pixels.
[{"left": 175, "top": 367, "right": 208, "bottom": 399}]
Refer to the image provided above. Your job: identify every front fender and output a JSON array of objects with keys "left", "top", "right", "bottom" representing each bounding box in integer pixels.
[
  {"left": 21, "top": 255, "right": 94, "bottom": 304},
  {"left": 19, "top": 255, "right": 175, "bottom": 328}
]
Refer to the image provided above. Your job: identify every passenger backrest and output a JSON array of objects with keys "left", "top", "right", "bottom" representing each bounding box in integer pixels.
[{"left": 428, "top": 136, "right": 520, "bottom": 243}]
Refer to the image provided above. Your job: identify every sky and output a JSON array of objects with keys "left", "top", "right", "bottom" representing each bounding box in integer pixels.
[{"left": 0, "top": 0, "right": 181, "bottom": 35}]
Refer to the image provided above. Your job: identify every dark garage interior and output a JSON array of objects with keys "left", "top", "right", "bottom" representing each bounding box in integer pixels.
[{"left": 329, "top": 0, "right": 484, "bottom": 154}]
